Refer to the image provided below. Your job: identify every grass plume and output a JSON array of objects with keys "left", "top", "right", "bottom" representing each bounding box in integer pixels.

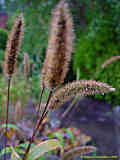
[
  {"left": 24, "top": 1, "right": 74, "bottom": 158},
  {"left": 49, "top": 80, "right": 115, "bottom": 110},
  {"left": 41, "top": 0, "right": 74, "bottom": 89},
  {"left": 5, "top": 13, "right": 24, "bottom": 76},
  {"left": 0, "top": 1, "right": 116, "bottom": 159},
  {"left": 4, "top": 13, "right": 24, "bottom": 159}
]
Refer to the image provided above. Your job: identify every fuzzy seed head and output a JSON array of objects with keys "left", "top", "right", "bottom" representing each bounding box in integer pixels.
[
  {"left": 24, "top": 53, "right": 30, "bottom": 75},
  {"left": 5, "top": 13, "right": 24, "bottom": 76},
  {"left": 49, "top": 80, "right": 115, "bottom": 110},
  {"left": 41, "top": 0, "right": 74, "bottom": 89}
]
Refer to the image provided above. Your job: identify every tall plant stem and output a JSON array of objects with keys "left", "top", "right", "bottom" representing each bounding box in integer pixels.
[
  {"left": 35, "top": 84, "right": 45, "bottom": 125},
  {"left": 5, "top": 76, "right": 11, "bottom": 160},
  {"left": 22, "top": 89, "right": 53, "bottom": 160}
]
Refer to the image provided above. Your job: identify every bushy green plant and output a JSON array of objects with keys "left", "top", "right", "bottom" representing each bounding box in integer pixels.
[
  {"left": 0, "top": 138, "right": 62, "bottom": 160},
  {"left": 0, "top": 73, "right": 49, "bottom": 119},
  {"left": 0, "top": 1, "right": 116, "bottom": 160},
  {"left": 7, "top": 1, "right": 60, "bottom": 67},
  {"left": 0, "top": 74, "right": 31, "bottom": 119},
  {"left": 73, "top": 14, "right": 120, "bottom": 105}
]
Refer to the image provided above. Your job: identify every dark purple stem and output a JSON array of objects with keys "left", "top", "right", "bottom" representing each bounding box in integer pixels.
[
  {"left": 22, "top": 89, "right": 53, "bottom": 160},
  {"left": 5, "top": 76, "right": 11, "bottom": 160},
  {"left": 35, "top": 84, "right": 45, "bottom": 125}
]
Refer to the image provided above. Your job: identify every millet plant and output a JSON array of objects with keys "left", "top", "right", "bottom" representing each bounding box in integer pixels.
[{"left": 2, "top": 0, "right": 115, "bottom": 160}]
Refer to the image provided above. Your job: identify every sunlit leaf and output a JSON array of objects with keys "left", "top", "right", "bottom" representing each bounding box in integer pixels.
[
  {"left": 28, "top": 139, "right": 63, "bottom": 160},
  {"left": 0, "top": 123, "right": 20, "bottom": 131},
  {"left": 0, "top": 147, "right": 12, "bottom": 156},
  {"left": 66, "top": 128, "right": 75, "bottom": 147},
  {"left": 16, "top": 142, "right": 29, "bottom": 149},
  {"left": 61, "top": 146, "right": 97, "bottom": 160},
  {"left": 10, "top": 146, "right": 21, "bottom": 160},
  {"left": 54, "top": 132, "right": 64, "bottom": 148}
]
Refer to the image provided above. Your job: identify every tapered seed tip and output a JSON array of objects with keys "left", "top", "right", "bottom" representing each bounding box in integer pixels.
[{"left": 110, "top": 88, "right": 115, "bottom": 91}]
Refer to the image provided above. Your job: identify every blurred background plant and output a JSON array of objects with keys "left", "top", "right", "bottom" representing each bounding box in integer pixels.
[
  {"left": 0, "top": 0, "right": 120, "bottom": 106},
  {"left": 0, "top": 118, "right": 96, "bottom": 160},
  {"left": 0, "top": 0, "right": 117, "bottom": 159},
  {"left": 73, "top": 0, "right": 120, "bottom": 105},
  {"left": 0, "top": 72, "right": 50, "bottom": 123}
]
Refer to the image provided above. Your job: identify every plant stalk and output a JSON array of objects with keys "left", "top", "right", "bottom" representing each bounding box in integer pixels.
[
  {"left": 5, "top": 76, "right": 11, "bottom": 160},
  {"left": 35, "top": 84, "right": 45, "bottom": 124},
  {"left": 22, "top": 89, "right": 53, "bottom": 160}
]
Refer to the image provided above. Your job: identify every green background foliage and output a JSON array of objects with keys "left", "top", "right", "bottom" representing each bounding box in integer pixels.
[
  {"left": 73, "top": 0, "right": 120, "bottom": 105},
  {"left": 0, "top": 0, "right": 120, "bottom": 105}
]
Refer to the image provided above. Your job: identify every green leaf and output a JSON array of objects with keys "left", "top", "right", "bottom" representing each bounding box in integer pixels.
[
  {"left": 0, "top": 147, "right": 12, "bottom": 156},
  {"left": 10, "top": 146, "right": 22, "bottom": 160},
  {"left": 66, "top": 128, "right": 75, "bottom": 147},
  {"left": 54, "top": 132, "right": 64, "bottom": 148},
  {"left": 16, "top": 142, "right": 29, "bottom": 150},
  {"left": 15, "top": 142, "right": 34, "bottom": 155},
  {"left": 0, "top": 146, "right": 22, "bottom": 160},
  {"left": 47, "top": 133, "right": 54, "bottom": 139},
  {"left": 0, "top": 123, "right": 20, "bottom": 131},
  {"left": 61, "top": 146, "right": 97, "bottom": 160},
  {"left": 28, "top": 139, "right": 63, "bottom": 160},
  {"left": 76, "top": 68, "right": 80, "bottom": 80}
]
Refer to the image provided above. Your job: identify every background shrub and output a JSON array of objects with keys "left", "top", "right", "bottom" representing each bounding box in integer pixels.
[
  {"left": 73, "top": 0, "right": 120, "bottom": 105},
  {"left": 1, "top": 0, "right": 120, "bottom": 105}
]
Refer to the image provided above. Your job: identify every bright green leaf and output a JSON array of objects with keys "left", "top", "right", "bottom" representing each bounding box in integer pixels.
[
  {"left": 0, "top": 123, "right": 20, "bottom": 131},
  {"left": 66, "top": 128, "right": 75, "bottom": 147},
  {"left": 0, "top": 147, "right": 12, "bottom": 156},
  {"left": 54, "top": 132, "right": 64, "bottom": 148},
  {"left": 28, "top": 139, "right": 63, "bottom": 160}
]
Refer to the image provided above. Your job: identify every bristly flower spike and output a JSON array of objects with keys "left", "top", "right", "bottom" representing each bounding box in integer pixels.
[
  {"left": 23, "top": 1, "right": 73, "bottom": 159},
  {"left": 49, "top": 80, "right": 115, "bottom": 110},
  {"left": 4, "top": 14, "right": 24, "bottom": 159},
  {"left": 5, "top": 13, "right": 24, "bottom": 77},
  {"left": 41, "top": 0, "right": 74, "bottom": 89}
]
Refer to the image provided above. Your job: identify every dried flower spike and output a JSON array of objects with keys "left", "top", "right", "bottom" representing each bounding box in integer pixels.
[
  {"left": 5, "top": 13, "right": 24, "bottom": 76},
  {"left": 61, "top": 146, "right": 97, "bottom": 160},
  {"left": 49, "top": 80, "right": 115, "bottom": 110},
  {"left": 24, "top": 53, "right": 30, "bottom": 75},
  {"left": 41, "top": 0, "right": 74, "bottom": 89}
]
